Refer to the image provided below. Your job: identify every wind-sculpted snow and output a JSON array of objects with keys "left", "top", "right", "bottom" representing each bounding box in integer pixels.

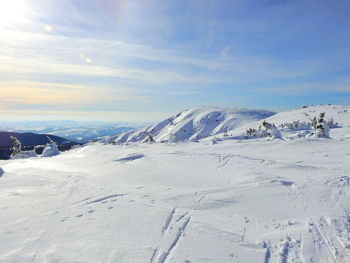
[
  {"left": 41, "top": 142, "right": 60, "bottom": 157},
  {"left": 111, "top": 107, "right": 275, "bottom": 143}
]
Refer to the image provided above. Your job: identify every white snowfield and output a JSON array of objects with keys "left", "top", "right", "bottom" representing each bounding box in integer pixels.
[{"left": 1, "top": 105, "right": 350, "bottom": 263}]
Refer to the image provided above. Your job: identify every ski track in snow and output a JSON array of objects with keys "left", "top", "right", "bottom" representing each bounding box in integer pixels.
[
  {"left": 162, "top": 208, "right": 176, "bottom": 234},
  {"left": 156, "top": 216, "right": 191, "bottom": 263},
  {"left": 85, "top": 194, "right": 125, "bottom": 205},
  {"left": 308, "top": 216, "right": 350, "bottom": 263},
  {"left": 151, "top": 208, "right": 192, "bottom": 263}
]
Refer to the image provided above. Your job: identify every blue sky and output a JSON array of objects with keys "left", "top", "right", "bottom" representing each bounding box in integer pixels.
[{"left": 0, "top": 0, "right": 349, "bottom": 121}]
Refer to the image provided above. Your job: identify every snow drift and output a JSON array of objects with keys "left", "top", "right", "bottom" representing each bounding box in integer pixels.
[{"left": 41, "top": 141, "right": 60, "bottom": 157}]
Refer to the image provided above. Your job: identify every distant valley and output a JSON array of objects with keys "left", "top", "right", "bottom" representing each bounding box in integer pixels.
[{"left": 0, "top": 120, "right": 145, "bottom": 143}]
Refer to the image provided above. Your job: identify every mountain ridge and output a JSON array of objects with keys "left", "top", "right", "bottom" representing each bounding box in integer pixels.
[{"left": 111, "top": 106, "right": 275, "bottom": 143}]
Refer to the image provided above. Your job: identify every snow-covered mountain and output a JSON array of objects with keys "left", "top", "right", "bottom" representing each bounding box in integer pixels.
[{"left": 112, "top": 107, "right": 275, "bottom": 143}]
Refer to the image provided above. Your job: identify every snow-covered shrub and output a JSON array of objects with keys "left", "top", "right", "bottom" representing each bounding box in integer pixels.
[
  {"left": 9, "top": 136, "right": 21, "bottom": 158},
  {"left": 313, "top": 112, "right": 330, "bottom": 138},
  {"left": 244, "top": 128, "right": 261, "bottom": 139},
  {"left": 310, "top": 117, "right": 317, "bottom": 130},
  {"left": 279, "top": 120, "right": 310, "bottom": 130},
  {"left": 262, "top": 121, "right": 281, "bottom": 138},
  {"left": 41, "top": 138, "right": 60, "bottom": 157},
  {"left": 9, "top": 136, "right": 39, "bottom": 159},
  {"left": 244, "top": 121, "right": 281, "bottom": 139}
]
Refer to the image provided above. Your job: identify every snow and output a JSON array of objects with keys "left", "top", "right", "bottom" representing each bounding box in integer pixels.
[
  {"left": 261, "top": 105, "right": 350, "bottom": 127},
  {"left": 41, "top": 142, "right": 60, "bottom": 157},
  {"left": 111, "top": 106, "right": 275, "bottom": 143},
  {"left": 0, "top": 105, "right": 350, "bottom": 262},
  {"left": 11, "top": 150, "right": 38, "bottom": 159}
]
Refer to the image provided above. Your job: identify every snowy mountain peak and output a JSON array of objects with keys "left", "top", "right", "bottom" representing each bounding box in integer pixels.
[{"left": 112, "top": 106, "right": 275, "bottom": 143}]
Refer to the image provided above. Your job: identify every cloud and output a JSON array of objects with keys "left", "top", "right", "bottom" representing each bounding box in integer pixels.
[
  {"left": 0, "top": 81, "right": 141, "bottom": 110},
  {"left": 1, "top": 0, "right": 349, "bottom": 120},
  {"left": 0, "top": 28, "right": 334, "bottom": 88},
  {"left": 0, "top": 110, "right": 172, "bottom": 122}
]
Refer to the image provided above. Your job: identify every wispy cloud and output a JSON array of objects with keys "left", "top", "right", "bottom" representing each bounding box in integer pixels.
[
  {"left": 0, "top": 0, "right": 349, "bottom": 120},
  {"left": 0, "top": 28, "right": 335, "bottom": 86}
]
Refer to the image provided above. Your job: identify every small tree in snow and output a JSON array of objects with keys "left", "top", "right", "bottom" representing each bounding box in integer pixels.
[
  {"left": 262, "top": 121, "right": 281, "bottom": 138},
  {"left": 310, "top": 117, "right": 317, "bottom": 130},
  {"left": 244, "top": 121, "right": 281, "bottom": 139},
  {"left": 244, "top": 128, "right": 260, "bottom": 139},
  {"left": 313, "top": 112, "right": 329, "bottom": 138},
  {"left": 9, "top": 136, "right": 21, "bottom": 157},
  {"left": 10, "top": 136, "right": 38, "bottom": 159}
]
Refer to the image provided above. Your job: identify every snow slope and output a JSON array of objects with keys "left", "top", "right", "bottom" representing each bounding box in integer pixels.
[
  {"left": 112, "top": 107, "right": 275, "bottom": 143},
  {"left": 259, "top": 104, "right": 350, "bottom": 127},
  {"left": 0, "top": 105, "right": 350, "bottom": 263},
  {"left": 206, "top": 104, "right": 350, "bottom": 140}
]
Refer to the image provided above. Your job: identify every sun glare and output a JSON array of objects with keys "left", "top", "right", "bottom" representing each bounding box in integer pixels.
[
  {"left": 0, "top": 0, "right": 30, "bottom": 24},
  {"left": 44, "top": 25, "right": 53, "bottom": 32}
]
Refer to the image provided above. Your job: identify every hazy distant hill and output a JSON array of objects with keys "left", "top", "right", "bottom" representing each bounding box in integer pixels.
[
  {"left": 0, "top": 132, "right": 76, "bottom": 146},
  {"left": 0, "top": 132, "right": 80, "bottom": 159},
  {"left": 0, "top": 120, "right": 140, "bottom": 143}
]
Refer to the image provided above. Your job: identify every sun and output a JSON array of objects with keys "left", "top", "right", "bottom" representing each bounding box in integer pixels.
[{"left": 0, "top": 0, "right": 31, "bottom": 24}]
